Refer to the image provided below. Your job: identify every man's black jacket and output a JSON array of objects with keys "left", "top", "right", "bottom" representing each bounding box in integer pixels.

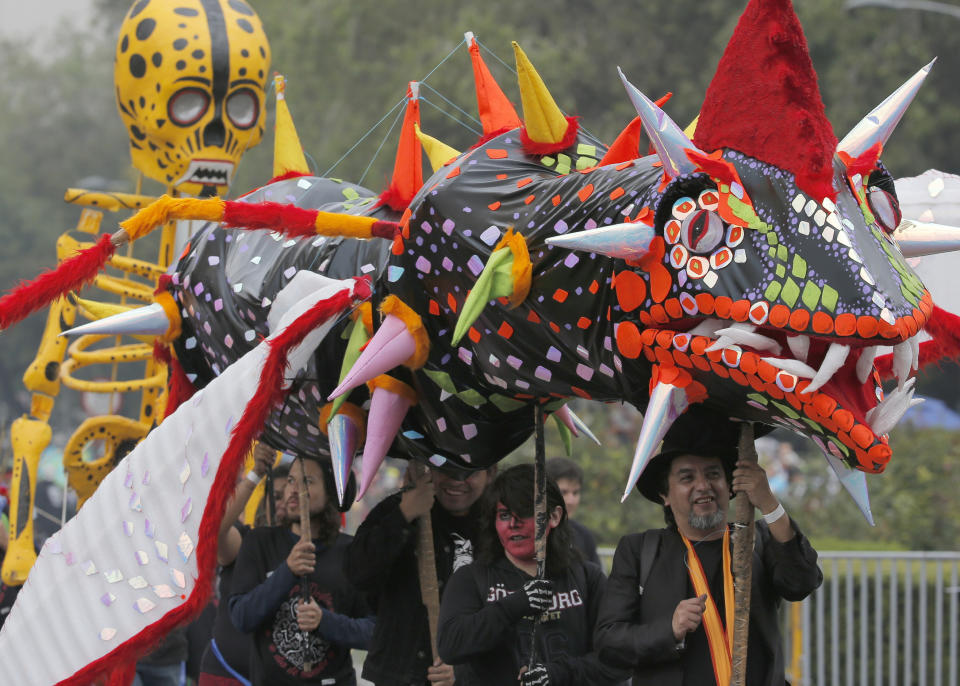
[{"left": 594, "top": 521, "right": 821, "bottom": 685}]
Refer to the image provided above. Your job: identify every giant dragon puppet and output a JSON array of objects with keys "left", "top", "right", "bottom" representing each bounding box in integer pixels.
[{"left": 3, "top": 0, "right": 960, "bottom": 682}]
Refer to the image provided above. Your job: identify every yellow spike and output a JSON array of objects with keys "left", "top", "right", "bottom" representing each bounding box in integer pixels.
[
  {"left": 512, "top": 42, "right": 569, "bottom": 144},
  {"left": 414, "top": 124, "right": 461, "bottom": 172},
  {"left": 684, "top": 114, "right": 700, "bottom": 140},
  {"left": 74, "top": 298, "right": 156, "bottom": 344},
  {"left": 272, "top": 74, "right": 310, "bottom": 177},
  {"left": 75, "top": 297, "right": 134, "bottom": 322}
]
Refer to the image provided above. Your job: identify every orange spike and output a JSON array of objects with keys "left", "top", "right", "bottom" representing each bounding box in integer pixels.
[
  {"left": 599, "top": 93, "right": 673, "bottom": 166},
  {"left": 379, "top": 82, "right": 424, "bottom": 212},
  {"left": 466, "top": 32, "right": 521, "bottom": 137}
]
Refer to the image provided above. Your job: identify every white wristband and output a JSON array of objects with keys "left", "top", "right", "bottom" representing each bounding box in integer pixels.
[
  {"left": 245, "top": 470, "right": 263, "bottom": 486},
  {"left": 762, "top": 502, "right": 786, "bottom": 524}
]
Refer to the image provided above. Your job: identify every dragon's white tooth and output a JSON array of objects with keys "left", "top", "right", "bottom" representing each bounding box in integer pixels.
[
  {"left": 762, "top": 357, "right": 817, "bottom": 378},
  {"left": 892, "top": 341, "right": 912, "bottom": 388},
  {"left": 800, "top": 342, "right": 850, "bottom": 394},
  {"left": 688, "top": 318, "right": 726, "bottom": 337},
  {"left": 909, "top": 335, "right": 920, "bottom": 370},
  {"left": 705, "top": 336, "right": 734, "bottom": 353},
  {"left": 856, "top": 346, "right": 879, "bottom": 384},
  {"left": 713, "top": 327, "right": 781, "bottom": 353},
  {"left": 786, "top": 334, "right": 810, "bottom": 363},
  {"left": 871, "top": 389, "right": 915, "bottom": 436}
]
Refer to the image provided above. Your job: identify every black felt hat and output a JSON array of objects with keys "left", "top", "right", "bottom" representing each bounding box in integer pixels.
[{"left": 635, "top": 409, "right": 748, "bottom": 503}]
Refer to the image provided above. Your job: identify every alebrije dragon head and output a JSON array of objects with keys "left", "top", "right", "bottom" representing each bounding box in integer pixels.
[{"left": 551, "top": 0, "right": 934, "bottom": 515}]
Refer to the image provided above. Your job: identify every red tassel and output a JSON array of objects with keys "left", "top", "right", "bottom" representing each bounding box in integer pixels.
[
  {"left": 105, "top": 661, "right": 136, "bottom": 686},
  {"left": 377, "top": 184, "right": 414, "bottom": 213},
  {"left": 153, "top": 340, "right": 196, "bottom": 418},
  {"left": 520, "top": 115, "right": 581, "bottom": 156},
  {"left": 265, "top": 170, "right": 310, "bottom": 185},
  {"left": 471, "top": 126, "right": 516, "bottom": 150},
  {"left": 57, "top": 280, "right": 367, "bottom": 685},
  {"left": 0, "top": 233, "right": 116, "bottom": 330},
  {"left": 221, "top": 200, "right": 319, "bottom": 237}
]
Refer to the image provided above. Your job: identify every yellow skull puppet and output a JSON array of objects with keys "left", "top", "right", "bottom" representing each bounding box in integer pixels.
[{"left": 114, "top": 0, "right": 271, "bottom": 195}]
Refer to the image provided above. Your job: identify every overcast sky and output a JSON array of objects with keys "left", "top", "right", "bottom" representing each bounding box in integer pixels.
[{"left": 0, "top": 0, "right": 96, "bottom": 42}]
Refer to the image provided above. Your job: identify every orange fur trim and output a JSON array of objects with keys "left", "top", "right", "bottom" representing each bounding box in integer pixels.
[
  {"left": 380, "top": 295, "right": 430, "bottom": 369},
  {"left": 494, "top": 228, "right": 532, "bottom": 309},
  {"left": 318, "top": 401, "right": 367, "bottom": 439},
  {"left": 120, "top": 196, "right": 225, "bottom": 241},
  {"left": 352, "top": 302, "right": 374, "bottom": 336},
  {"left": 367, "top": 374, "right": 419, "bottom": 405},
  {"left": 314, "top": 211, "right": 377, "bottom": 238},
  {"left": 153, "top": 291, "right": 183, "bottom": 343}
]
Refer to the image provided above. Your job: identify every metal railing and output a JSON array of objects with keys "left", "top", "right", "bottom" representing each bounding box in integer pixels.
[{"left": 597, "top": 548, "right": 960, "bottom": 685}]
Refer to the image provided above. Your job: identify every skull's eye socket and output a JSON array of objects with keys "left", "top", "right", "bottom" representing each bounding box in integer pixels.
[
  {"left": 679, "top": 209, "right": 724, "bottom": 253},
  {"left": 226, "top": 89, "right": 259, "bottom": 129},
  {"left": 168, "top": 88, "right": 210, "bottom": 127},
  {"left": 867, "top": 187, "right": 902, "bottom": 234}
]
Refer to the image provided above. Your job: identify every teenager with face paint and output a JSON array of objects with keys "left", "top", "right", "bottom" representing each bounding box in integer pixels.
[{"left": 436, "top": 465, "right": 628, "bottom": 686}]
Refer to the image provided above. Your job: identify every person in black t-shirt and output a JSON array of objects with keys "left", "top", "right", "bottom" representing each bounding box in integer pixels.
[
  {"left": 546, "top": 457, "right": 600, "bottom": 566},
  {"left": 344, "top": 462, "right": 496, "bottom": 686},
  {"left": 437, "top": 464, "right": 627, "bottom": 686},
  {"left": 229, "top": 455, "right": 372, "bottom": 686},
  {"left": 594, "top": 414, "right": 821, "bottom": 686}
]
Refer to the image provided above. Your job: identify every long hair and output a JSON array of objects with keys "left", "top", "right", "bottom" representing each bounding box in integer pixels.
[
  {"left": 289, "top": 456, "right": 341, "bottom": 546},
  {"left": 477, "top": 464, "right": 576, "bottom": 577}
]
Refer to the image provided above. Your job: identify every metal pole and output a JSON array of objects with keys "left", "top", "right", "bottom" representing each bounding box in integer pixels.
[
  {"left": 527, "top": 404, "right": 547, "bottom": 672},
  {"left": 730, "top": 423, "right": 757, "bottom": 686}
]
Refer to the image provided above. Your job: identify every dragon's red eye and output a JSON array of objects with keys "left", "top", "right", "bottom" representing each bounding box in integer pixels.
[
  {"left": 867, "top": 187, "right": 902, "bottom": 234},
  {"left": 680, "top": 209, "right": 724, "bottom": 254}
]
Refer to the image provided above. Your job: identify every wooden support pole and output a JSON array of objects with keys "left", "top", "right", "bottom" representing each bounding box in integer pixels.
[
  {"left": 413, "top": 462, "right": 441, "bottom": 659},
  {"left": 297, "top": 458, "right": 314, "bottom": 673},
  {"left": 528, "top": 404, "right": 547, "bottom": 672},
  {"left": 731, "top": 423, "right": 758, "bottom": 686}
]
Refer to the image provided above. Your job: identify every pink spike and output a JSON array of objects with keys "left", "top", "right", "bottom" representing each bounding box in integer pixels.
[
  {"left": 357, "top": 385, "right": 413, "bottom": 498},
  {"left": 553, "top": 404, "right": 579, "bottom": 438},
  {"left": 327, "top": 314, "right": 415, "bottom": 400}
]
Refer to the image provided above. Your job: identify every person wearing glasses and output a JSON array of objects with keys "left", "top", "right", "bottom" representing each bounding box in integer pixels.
[{"left": 594, "top": 411, "right": 821, "bottom": 686}]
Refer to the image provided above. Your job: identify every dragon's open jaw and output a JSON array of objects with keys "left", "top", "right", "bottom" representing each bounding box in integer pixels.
[{"left": 657, "top": 315, "right": 925, "bottom": 473}]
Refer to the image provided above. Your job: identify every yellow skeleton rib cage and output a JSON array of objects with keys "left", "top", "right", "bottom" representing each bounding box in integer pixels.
[{"left": 1, "top": 0, "right": 271, "bottom": 586}]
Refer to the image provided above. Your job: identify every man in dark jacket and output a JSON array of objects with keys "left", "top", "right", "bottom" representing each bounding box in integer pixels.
[
  {"left": 344, "top": 462, "right": 495, "bottom": 686},
  {"left": 595, "top": 415, "right": 821, "bottom": 685}
]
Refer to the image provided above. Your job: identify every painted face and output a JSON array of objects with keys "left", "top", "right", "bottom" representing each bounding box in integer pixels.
[
  {"left": 660, "top": 454, "right": 729, "bottom": 534},
  {"left": 113, "top": 0, "right": 270, "bottom": 194},
  {"left": 283, "top": 459, "right": 327, "bottom": 523},
  {"left": 494, "top": 502, "right": 537, "bottom": 561},
  {"left": 614, "top": 150, "right": 928, "bottom": 475},
  {"left": 554, "top": 477, "right": 581, "bottom": 518},
  {"left": 433, "top": 468, "right": 492, "bottom": 516}
]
